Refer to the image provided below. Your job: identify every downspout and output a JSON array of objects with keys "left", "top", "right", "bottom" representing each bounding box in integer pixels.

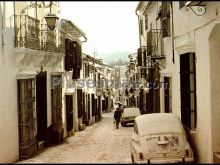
[
  {"left": 2, "top": 1, "right": 6, "bottom": 47},
  {"left": 135, "top": 10, "right": 141, "bottom": 47},
  {"left": 170, "top": 1, "right": 175, "bottom": 64}
]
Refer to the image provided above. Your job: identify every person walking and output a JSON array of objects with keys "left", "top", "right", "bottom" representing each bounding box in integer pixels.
[{"left": 114, "top": 103, "right": 122, "bottom": 129}]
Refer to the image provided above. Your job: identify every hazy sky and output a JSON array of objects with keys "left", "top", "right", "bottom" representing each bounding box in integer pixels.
[{"left": 59, "top": 2, "right": 139, "bottom": 56}]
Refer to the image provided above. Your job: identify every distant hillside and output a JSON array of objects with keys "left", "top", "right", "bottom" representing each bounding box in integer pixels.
[{"left": 98, "top": 51, "right": 132, "bottom": 64}]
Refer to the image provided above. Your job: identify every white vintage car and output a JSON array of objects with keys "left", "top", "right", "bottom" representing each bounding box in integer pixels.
[{"left": 130, "top": 113, "right": 194, "bottom": 164}]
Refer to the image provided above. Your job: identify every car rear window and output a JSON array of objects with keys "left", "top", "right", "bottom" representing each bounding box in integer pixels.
[
  {"left": 138, "top": 120, "right": 185, "bottom": 136},
  {"left": 123, "top": 108, "right": 141, "bottom": 116}
]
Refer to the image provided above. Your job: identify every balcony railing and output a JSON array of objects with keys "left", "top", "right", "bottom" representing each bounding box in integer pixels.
[
  {"left": 41, "top": 24, "right": 65, "bottom": 54},
  {"left": 15, "top": 15, "right": 65, "bottom": 54},
  {"left": 147, "top": 29, "right": 165, "bottom": 60},
  {"left": 15, "top": 15, "right": 40, "bottom": 50}
]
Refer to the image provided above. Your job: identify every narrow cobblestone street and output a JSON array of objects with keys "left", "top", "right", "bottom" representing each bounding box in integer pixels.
[{"left": 17, "top": 111, "right": 133, "bottom": 164}]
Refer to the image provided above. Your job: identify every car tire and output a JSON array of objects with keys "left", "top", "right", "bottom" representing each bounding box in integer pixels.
[{"left": 121, "top": 122, "right": 126, "bottom": 127}]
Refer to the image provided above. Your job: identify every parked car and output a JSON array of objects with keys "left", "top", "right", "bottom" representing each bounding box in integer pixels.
[
  {"left": 130, "top": 113, "right": 194, "bottom": 164},
  {"left": 121, "top": 107, "right": 141, "bottom": 126}
]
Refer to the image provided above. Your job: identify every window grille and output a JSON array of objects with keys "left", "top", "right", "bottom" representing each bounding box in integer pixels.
[{"left": 18, "top": 78, "right": 37, "bottom": 159}]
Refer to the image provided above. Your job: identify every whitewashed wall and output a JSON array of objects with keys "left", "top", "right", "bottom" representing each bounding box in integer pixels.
[
  {"left": 0, "top": 2, "right": 19, "bottom": 163},
  {"left": 138, "top": 1, "right": 220, "bottom": 163},
  {"left": 172, "top": 2, "right": 220, "bottom": 163}
]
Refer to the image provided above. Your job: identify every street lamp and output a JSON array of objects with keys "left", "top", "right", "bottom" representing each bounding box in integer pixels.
[
  {"left": 44, "top": 1, "right": 59, "bottom": 30},
  {"left": 44, "top": 13, "right": 59, "bottom": 30}
]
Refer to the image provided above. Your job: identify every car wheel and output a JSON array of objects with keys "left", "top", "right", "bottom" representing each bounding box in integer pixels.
[
  {"left": 131, "top": 154, "right": 134, "bottom": 164},
  {"left": 121, "top": 122, "right": 126, "bottom": 127}
]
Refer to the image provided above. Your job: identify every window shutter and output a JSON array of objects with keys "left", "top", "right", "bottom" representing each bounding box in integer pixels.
[
  {"left": 76, "top": 42, "right": 82, "bottom": 69},
  {"left": 147, "top": 30, "right": 152, "bottom": 56},
  {"left": 64, "top": 38, "right": 72, "bottom": 71},
  {"left": 69, "top": 40, "right": 74, "bottom": 68},
  {"left": 69, "top": 41, "right": 75, "bottom": 69},
  {"left": 137, "top": 48, "right": 142, "bottom": 67},
  {"left": 161, "top": 2, "right": 171, "bottom": 38}
]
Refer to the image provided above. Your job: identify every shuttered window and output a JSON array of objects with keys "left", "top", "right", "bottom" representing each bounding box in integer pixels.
[
  {"left": 73, "top": 41, "right": 82, "bottom": 69},
  {"left": 65, "top": 39, "right": 82, "bottom": 76},
  {"left": 180, "top": 53, "right": 197, "bottom": 129},
  {"left": 64, "top": 38, "right": 71, "bottom": 71},
  {"left": 138, "top": 47, "right": 147, "bottom": 79},
  {"left": 161, "top": 2, "right": 171, "bottom": 38},
  {"left": 18, "top": 78, "right": 37, "bottom": 159}
]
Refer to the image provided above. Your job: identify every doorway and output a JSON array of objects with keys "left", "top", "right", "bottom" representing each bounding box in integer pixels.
[
  {"left": 65, "top": 95, "right": 73, "bottom": 133},
  {"left": 36, "top": 71, "right": 47, "bottom": 143}
]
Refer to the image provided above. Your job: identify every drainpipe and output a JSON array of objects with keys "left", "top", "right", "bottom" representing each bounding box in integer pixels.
[
  {"left": 135, "top": 10, "right": 141, "bottom": 47},
  {"left": 170, "top": 1, "right": 175, "bottom": 64},
  {"left": 2, "top": 2, "right": 6, "bottom": 47}
]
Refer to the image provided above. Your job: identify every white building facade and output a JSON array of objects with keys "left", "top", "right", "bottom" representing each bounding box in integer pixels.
[
  {"left": 136, "top": 1, "right": 220, "bottom": 163},
  {"left": 0, "top": 1, "right": 87, "bottom": 163}
]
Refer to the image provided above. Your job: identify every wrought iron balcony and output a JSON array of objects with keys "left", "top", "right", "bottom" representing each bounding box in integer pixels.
[
  {"left": 14, "top": 15, "right": 65, "bottom": 54},
  {"left": 40, "top": 24, "right": 64, "bottom": 54},
  {"left": 147, "top": 29, "right": 165, "bottom": 60},
  {"left": 14, "top": 15, "right": 40, "bottom": 50}
]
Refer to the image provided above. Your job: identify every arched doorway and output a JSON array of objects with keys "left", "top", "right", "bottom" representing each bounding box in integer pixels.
[{"left": 209, "top": 23, "right": 220, "bottom": 158}]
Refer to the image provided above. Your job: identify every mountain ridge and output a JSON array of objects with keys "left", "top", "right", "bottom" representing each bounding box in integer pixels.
[{"left": 97, "top": 51, "right": 132, "bottom": 64}]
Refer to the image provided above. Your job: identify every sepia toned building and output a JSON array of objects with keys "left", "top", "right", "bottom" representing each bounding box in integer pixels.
[
  {"left": 0, "top": 1, "right": 87, "bottom": 162},
  {"left": 136, "top": 1, "right": 220, "bottom": 163}
]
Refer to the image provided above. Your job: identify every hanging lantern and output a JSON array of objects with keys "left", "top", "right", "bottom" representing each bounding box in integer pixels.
[{"left": 44, "top": 13, "right": 59, "bottom": 30}]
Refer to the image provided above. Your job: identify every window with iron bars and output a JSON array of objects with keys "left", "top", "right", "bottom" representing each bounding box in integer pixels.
[{"left": 17, "top": 78, "right": 37, "bottom": 159}]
